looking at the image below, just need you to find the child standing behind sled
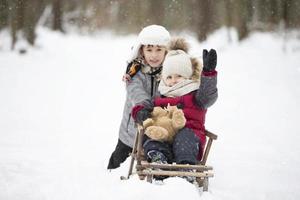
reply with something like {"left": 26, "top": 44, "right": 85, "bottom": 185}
{"left": 107, "top": 25, "right": 171, "bottom": 169}
{"left": 132, "top": 38, "right": 218, "bottom": 172}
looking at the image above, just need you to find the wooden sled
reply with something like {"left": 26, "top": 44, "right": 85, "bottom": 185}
{"left": 121, "top": 125, "right": 217, "bottom": 191}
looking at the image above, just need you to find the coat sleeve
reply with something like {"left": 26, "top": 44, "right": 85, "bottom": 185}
{"left": 126, "top": 72, "right": 152, "bottom": 107}
{"left": 194, "top": 71, "right": 218, "bottom": 109}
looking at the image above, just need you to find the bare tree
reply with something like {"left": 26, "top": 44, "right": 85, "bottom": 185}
{"left": 9, "top": 0, "right": 25, "bottom": 49}
{"left": 235, "top": 0, "right": 250, "bottom": 40}
{"left": 0, "top": 0, "right": 8, "bottom": 29}
{"left": 52, "top": 0, "right": 63, "bottom": 32}
{"left": 148, "top": 0, "right": 165, "bottom": 25}
{"left": 196, "top": 0, "right": 211, "bottom": 41}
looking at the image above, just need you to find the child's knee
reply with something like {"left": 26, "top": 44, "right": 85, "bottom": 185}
{"left": 173, "top": 128, "right": 199, "bottom": 164}
{"left": 175, "top": 128, "right": 199, "bottom": 143}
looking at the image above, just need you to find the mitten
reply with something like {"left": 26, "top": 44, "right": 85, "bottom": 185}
{"left": 203, "top": 49, "right": 217, "bottom": 72}
{"left": 133, "top": 106, "right": 153, "bottom": 125}
{"left": 136, "top": 108, "right": 151, "bottom": 124}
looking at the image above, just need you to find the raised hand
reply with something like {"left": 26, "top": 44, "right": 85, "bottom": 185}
{"left": 203, "top": 49, "right": 217, "bottom": 72}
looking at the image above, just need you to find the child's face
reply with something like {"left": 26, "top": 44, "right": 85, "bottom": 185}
{"left": 164, "top": 74, "right": 186, "bottom": 87}
{"left": 142, "top": 45, "right": 167, "bottom": 68}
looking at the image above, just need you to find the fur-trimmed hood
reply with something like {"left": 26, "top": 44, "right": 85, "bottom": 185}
{"left": 167, "top": 37, "right": 202, "bottom": 81}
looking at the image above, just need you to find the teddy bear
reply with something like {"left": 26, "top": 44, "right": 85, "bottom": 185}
{"left": 142, "top": 104, "right": 186, "bottom": 142}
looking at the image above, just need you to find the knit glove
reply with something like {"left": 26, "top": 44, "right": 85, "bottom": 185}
{"left": 203, "top": 49, "right": 217, "bottom": 72}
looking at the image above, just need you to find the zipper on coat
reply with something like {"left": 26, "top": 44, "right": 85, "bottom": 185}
{"left": 151, "top": 76, "right": 154, "bottom": 97}
{"left": 149, "top": 67, "right": 161, "bottom": 97}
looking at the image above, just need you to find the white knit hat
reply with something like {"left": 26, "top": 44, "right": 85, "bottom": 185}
{"left": 127, "top": 25, "right": 171, "bottom": 63}
{"left": 161, "top": 50, "right": 192, "bottom": 80}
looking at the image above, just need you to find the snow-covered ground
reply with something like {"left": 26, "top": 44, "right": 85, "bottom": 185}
{"left": 1, "top": 27, "right": 300, "bottom": 200}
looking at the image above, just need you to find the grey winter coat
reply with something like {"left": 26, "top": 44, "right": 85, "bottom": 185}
{"left": 119, "top": 68, "right": 160, "bottom": 147}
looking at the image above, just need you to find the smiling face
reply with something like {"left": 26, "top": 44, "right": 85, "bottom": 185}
{"left": 164, "top": 74, "right": 186, "bottom": 87}
{"left": 142, "top": 45, "right": 167, "bottom": 68}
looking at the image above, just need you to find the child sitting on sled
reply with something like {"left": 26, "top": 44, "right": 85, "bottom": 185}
{"left": 132, "top": 38, "right": 218, "bottom": 181}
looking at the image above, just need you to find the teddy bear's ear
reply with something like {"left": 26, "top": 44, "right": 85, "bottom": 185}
{"left": 171, "top": 105, "right": 177, "bottom": 111}
{"left": 153, "top": 106, "right": 168, "bottom": 117}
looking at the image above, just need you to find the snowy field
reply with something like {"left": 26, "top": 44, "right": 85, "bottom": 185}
{"left": 1, "top": 27, "right": 300, "bottom": 200}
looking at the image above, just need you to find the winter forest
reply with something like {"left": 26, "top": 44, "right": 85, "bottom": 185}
{"left": 1, "top": 0, "right": 300, "bottom": 49}
{"left": 1, "top": 0, "right": 300, "bottom": 200}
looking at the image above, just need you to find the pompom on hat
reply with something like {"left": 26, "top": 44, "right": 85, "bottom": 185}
{"left": 127, "top": 25, "right": 171, "bottom": 63}
{"left": 161, "top": 50, "right": 193, "bottom": 81}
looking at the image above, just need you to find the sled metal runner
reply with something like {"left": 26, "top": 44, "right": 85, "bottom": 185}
{"left": 121, "top": 125, "right": 217, "bottom": 192}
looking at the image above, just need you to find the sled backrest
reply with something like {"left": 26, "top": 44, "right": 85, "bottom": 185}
{"left": 200, "top": 130, "right": 218, "bottom": 165}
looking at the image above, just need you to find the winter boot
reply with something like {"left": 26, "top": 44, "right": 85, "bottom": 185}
{"left": 179, "top": 168, "right": 196, "bottom": 183}
{"left": 147, "top": 150, "right": 168, "bottom": 164}
{"left": 147, "top": 150, "right": 168, "bottom": 180}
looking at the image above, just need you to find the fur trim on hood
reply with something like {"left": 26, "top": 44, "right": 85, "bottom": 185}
{"left": 167, "top": 37, "right": 202, "bottom": 81}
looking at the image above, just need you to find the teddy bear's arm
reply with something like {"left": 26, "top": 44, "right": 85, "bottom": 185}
{"left": 145, "top": 126, "right": 169, "bottom": 141}
{"left": 143, "top": 118, "right": 154, "bottom": 128}
{"left": 172, "top": 110, "right": 186, "bottom": 130}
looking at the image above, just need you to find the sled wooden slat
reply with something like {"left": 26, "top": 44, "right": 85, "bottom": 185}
{"left": 137, "top": 161, "right": 213, "bottom": 171}
{"left": 138, "top": 169, "right": 214, "bottom": 178}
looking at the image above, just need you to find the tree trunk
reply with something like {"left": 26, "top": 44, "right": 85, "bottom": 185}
{"left": 148, "top": 0, "right": 165, "bottom": 25}
{"left": 196, "top": 0, "right": 211, "bottom": 42}
{"left": 10, "top": 0, "right": 25, "bottom": 50}
{"left": 0, "top": 0, "right": 8, "bottom": 29}
{"left": 52, "top": 0, "right": 63, "bottom": 32}
{"left": 233, "top": 0, "right": 249, "bottom": 41}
